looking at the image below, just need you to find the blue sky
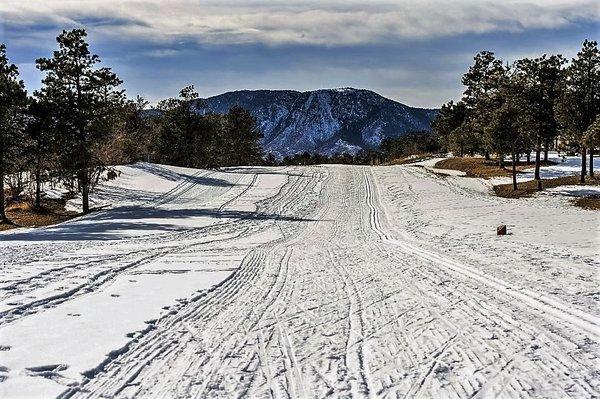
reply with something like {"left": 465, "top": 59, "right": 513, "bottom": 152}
{"left": 0, "top": 1, "right": 597, "bottom": 108}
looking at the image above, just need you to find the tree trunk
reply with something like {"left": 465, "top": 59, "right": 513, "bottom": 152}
{"left": 534, "top": 137, "right": 542, "bottom": 190}
{"left": 0, "top": 167, "right": 6, "bottom": 223}
{"left": 581, "top": 147, "right": 587, "bottom": 184}
{"left": 82, "top": 177, "right": 90, "bottom": 214}
{"left": 498, "top": 153, "right": 504, "bottom": 168}
{"left": 511, "top": 150, "right": 518, "bottom": 191}
{"left": 484, "top": 151, "right": 490, "bottom": 161}
{"left": 526, "top": 151, "right": 531, "bottom": 164}
{"left": 543, "top": 138, "right": 549, "bottom": 162}
{"left": 35, "top": 169, "right": 42, "bottom": 209}
{"left": 590, "top": 147, "right": 594, "bottom": 178}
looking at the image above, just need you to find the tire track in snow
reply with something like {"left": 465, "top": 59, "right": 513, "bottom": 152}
{"left": 327, "top": 248, "right": 372, "bottom": 398}
{"left": 65, "top": 167, "right": 329, "bottom": 398}
{"left": 362, "top": 168, "right": 600, "bottom": 341}
{"left": 38, "top": 165, "right": 599, "bottom": 399}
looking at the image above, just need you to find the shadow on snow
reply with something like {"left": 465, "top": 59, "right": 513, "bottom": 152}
{"left": 1, "top": 206, "right": 325, "bottom": 242}
{"left": 129, "top": 163, "right": 236, "bottom": 187}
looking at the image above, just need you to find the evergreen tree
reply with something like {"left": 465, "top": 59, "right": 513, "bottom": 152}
{"left": 485, "top": 72, "right": 530, "bottom": 190}
{"left": 555, "top": 40, "right": 600, "bottom": 183}
{"left": 156, "top": 86, "right": 207, "bottom": 167}
{"left": 36, "top": 29, "right": 125, "bottom": 213}
{"left": 224, "top": 106, "right": 263, "bottom": 166}
{"left": 461, "top": 51, "right": 506, "bottom": 159}
{"left": 25, "top": 97, "right": 56, "bottom": 208}
{"left": 154, "top": 87, "right": 263, "bottom": 168}
{"left": 0, "top": 44, "right": 28, "bottom": 223}
{"left": 118, "top": 96, "right": 155, "bottom": 163}
{"left": 585, "top": 115, "right": 600, "bottom": 177}
{"left": 515, "top": 55, "right": 566, "bottom": 189}
{"left": 431, "top": 101, "right": 467, "bottom": 155}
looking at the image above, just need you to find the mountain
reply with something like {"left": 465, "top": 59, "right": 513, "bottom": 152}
{"left": 196, "top": 88, "right": 437, "bottom": 157}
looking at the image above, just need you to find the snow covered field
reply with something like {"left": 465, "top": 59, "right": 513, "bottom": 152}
{"left": 0, "top": 162, "right": 598, "bottom": 398}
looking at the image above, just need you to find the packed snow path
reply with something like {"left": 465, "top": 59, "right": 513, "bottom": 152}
{"left": 0, "top": 164, "right": 598, "bottom": 398}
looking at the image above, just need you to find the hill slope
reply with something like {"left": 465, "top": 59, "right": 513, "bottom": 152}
{"left": 198, "top": 88, "right": 437, "bottom": 156}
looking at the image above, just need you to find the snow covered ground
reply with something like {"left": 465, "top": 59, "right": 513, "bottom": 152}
{"left": 491, "top": 152, "right": 600, "bottom": 188}
{"left": 0, "top": 162, "right": 598, "bottom": 398}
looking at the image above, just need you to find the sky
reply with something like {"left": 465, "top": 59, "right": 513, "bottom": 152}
{"left": 0, "top": 0, "right": 598, "bottom": 108}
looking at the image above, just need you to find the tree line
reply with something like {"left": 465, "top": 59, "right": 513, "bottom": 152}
{"left": 0, "top": 29, "right": 263, "bottom": 222}
{"left": 431, "top": 40, "right": 599, "bottom": 190}
{"left": 378, "top": 130, "right": 441, "bottom": 162}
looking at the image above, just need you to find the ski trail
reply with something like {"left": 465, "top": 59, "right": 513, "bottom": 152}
{"left": 362, "top": 168, "right": 600, "bottom": 341}
{"left": 328, "top": 247, "right": 372, "bottom": 398}
{"left": 6, "top": 164, "right": 597, "bottom": 399}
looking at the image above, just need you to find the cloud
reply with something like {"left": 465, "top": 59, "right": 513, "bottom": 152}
{"left": 1, "top": 1, "right": 596, "bottom": 108}
{"left": 1, "top": 0, "right": 597, "bottom": 46}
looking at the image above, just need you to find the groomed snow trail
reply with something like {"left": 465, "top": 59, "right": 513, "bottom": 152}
{"left": 1, "top": 164, "right": 599, "bottom": 398}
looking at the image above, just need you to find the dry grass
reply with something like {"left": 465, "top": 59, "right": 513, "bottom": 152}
{"left": 434, "top": 157, "right": 555, "bottom": 179}
{"left": 493, "top": 174, "right": 600, "bottom": 211}
{"left": 572, "top": 195, "right": 600, "bottom": 210}
{"left": 0, "top": 195, "right": 79, "bottom": 231}
{"left": 387, "top": 153, "right": 437, "bottom": 165}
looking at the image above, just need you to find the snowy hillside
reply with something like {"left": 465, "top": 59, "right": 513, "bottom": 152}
{"left": 197, "top": 88, "right": 437, "bottom": 156}
{"left": 0, "top": 161, "right": 598, "bottom": 398}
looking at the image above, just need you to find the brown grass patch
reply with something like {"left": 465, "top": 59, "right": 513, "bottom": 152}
{"left": 0, "top": 195, "right": 79, "bottom": 231}
{"left": 572, "top": 195, "right": 600, "bottom": 210}
{"left": 387, "top": 153, "right": 437, "bottom": 165}
{"left": 434, "top": 157, "right": 555, "bottom": 179}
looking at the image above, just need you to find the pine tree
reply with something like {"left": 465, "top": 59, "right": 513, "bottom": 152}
{"left": 117, "top": 96, "right": 154, "bottom": 163}
{"left": 431, "top": 101, "right": 467, "bottom": 156}
{"left": 461, "top": 51, "right": 506, "bottom": 159}
{"left": 36, "top": 29, "right": 125, "bottom": 213}
{"left": 555, "top": 40, "right": 600, "bottom": 183}
{"left": 585, "top": 115, "right": 600, "bottom": 178}
{"left": 155, "top": 86, "right": 207, "bottom": 168}
{"left": 514, "top": 55, "right": 566, "bottom": 189}
{"left": 0, "top": 44, "right": 28, "bottom": 223}
{"left": 484, "top": 72, "right": 530, "bottom": 190}
{"left": 25, "top": 97, "right": 56, "bottom": 208}
{"left": 225, "top": 106, "right": 263, "bottom": 166}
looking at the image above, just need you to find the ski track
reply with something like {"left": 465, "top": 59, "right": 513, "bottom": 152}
{"left": 1, "top": 164, "right": 598, "bottom": 398}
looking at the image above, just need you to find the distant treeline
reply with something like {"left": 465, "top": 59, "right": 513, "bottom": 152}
{"left": 377, "top": 130, "right": 441, "bottom": 162}
{"left": 272, "top": 151, "right": 380, "bottom": 166}
{"left": 431, "top": 40, "right": 599, "bottom": 190}
{"left": 0, "top": 29, "right": 263, "bottom": 219}
{"left": 262, "top": 131, "right": 441, "bottom": 166}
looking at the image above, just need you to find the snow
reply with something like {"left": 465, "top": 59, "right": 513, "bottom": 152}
{"left": 415, "top": 157, "right": 467, "bottom": 176}
{"left": 490, "top": 151, "right": 600, "bottom": 186}
{"left": 0, "top": 162, "right": 598, "bottom": 398}
{"left": 517, "top": 151, "right": 600, "bottom": 178}
{"left": 320, "top": 139, "right": 363, "bottom": 156}
{"left": 543, "top": 185, "right": 600, "bottom": 198}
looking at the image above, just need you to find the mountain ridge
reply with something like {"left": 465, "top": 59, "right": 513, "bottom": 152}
{"left": 196, "top": 88, "right": 437, "bottom": 156}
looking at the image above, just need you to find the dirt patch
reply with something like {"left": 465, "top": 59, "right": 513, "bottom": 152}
{"left": 434, "top": 157, "right": 555, "bottom": 179}
{"left": 0, "top": 195, "right": 79, "bottom": 231}
{"left": 572, "top": 195, "right": 600, "bottom": 210}
{"left": 493, "top": 175, "right": 600, "bottom": 200}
